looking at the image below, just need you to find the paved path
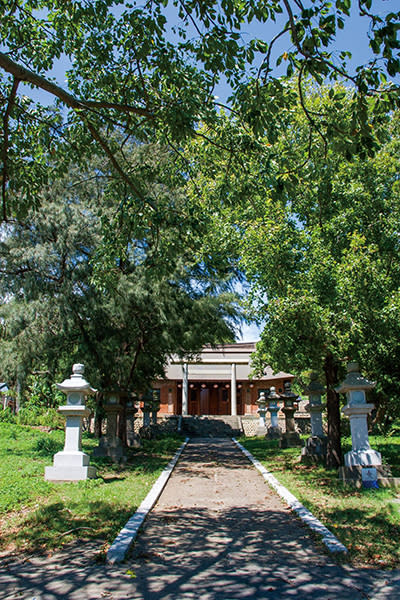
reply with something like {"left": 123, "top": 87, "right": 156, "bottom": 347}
{"left": 0, "top": 438, "right": 399, "bottom": 599}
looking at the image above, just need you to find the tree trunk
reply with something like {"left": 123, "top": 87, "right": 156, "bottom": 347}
{"left": 118, "top": 393, "right": 127, "bottom": 445}
{"left": 324, "top": 352, "right": 342, "bottom": 468}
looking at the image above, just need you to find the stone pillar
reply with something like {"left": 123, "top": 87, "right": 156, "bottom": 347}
{"left": 151, "top": 389, "right": 161, "bottom": 425}
{"left": 126, "top": 396, "right": 140, "bottom": 448}
{"left": 142, "top": 391, "right": 152, "bottom": 428}
{"left": 45, "top": 364, "right": 97, "bottom": 481}
{"left": 231, "top": 363, "right": 237, "bottom": 416}
{"left": 256, "top": 391, "right": 267, "bottom": 436}
{"left": 267, "top": 387, "right": 282, "bottom": 439}
{"left": 279, "top": 381, "right": 302, "bottom": 448}
{"left": 301, "top": 373, "right": 327, "bottom": 463}
{"left": 182, "top": 363, "right": 189, "bottom": 416}
{"left": 93, "top": 392, "right": 126, "bottom": 462}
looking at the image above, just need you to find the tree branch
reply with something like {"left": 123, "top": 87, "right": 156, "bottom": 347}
{"left": 0, "top": 52, "right": 153, "bottom": 119}
{"left": 298, "top": 62, "right": 327, "bottom": 156}
{"left": 126, "top": 338, "right": 144, "bottom": 387}
{"left": 178, "top": 0, "right": 203, "bottom": 38}
{"left": 258, "top": 26, "right": 290, "bottom": 82}
{"left": 83, "top": 119, "right": 155, "bottom": 210}
{"left": 279, "top": 127, "right": 313, "bottom": 176}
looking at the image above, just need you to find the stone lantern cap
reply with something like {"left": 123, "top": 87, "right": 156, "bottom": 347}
{"left": 256, "top": 391, "right": 267, "bottom": 406}
{"left": 335, "top": 362, "right": 376, "bottom": 394}
{"left": 268, "top": 386, "right": 281, "bottom": 401}
{"left": 303, "top": 372, "right": 325, "bottom": 396}
{"left": 279, "top": 381, "right": 299, "bottom": 400}
{"left": 56, "top": 364, "right": 97, "bottom": 395}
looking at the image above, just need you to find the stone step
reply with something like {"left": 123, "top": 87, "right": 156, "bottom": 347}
{"left": 180, "top": 415, "right": 242, "bottom": 438}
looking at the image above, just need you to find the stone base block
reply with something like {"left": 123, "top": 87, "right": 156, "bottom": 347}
{"left": 280, "top": 431, "right": 303, "bottom": 448}
{"left": 256, "top": 426, "right": 268, "bottom": 437}
{"left": 344, "top": 448, "right": 381, "bottom": 467}
{"left": 127, "top": 433, "right": 141, "bottom": 448}
{"left": 267, "top": 426, "right": 282, "bottom": 440}
{"left": 93, "top": 437, "right": 126, "bottom": 463}
{"left": 338, "top": 465, "right": 400, "bottom": 488}
{"left": 300, "top": 435, "right": 327, "bottom": 463}
{"left": 45, "top": 465, "right": 97, "bottom": 481}
{"left": 52, "top": 450, "right": 90, "bottom": 468}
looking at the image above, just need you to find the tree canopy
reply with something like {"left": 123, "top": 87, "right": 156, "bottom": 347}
{"left": 1, "top": 1, "right": 399, "bottom": 220}
{"left": 191, "top": 83, "right": 400, "bottom": 464}
{"left": 0, "top": 144, "right": 240, "bottom": 393}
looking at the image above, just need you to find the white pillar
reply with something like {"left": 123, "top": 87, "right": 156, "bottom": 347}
{"left": 231, "top": 363, "right": 237, "bottom": 416}
{"left": 182, "top": 363, "right": 189, "bottom": 415}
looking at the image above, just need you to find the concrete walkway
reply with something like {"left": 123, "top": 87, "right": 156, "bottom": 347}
{"left": 0, "top": 437, "right": 399, "bottom": 599}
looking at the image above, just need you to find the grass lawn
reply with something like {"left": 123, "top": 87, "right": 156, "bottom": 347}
{"left": 0, "top": 423, "right": 184, "bottom": 557}
{"left": 239, "top": 435, "right": 400, "bottom": 570}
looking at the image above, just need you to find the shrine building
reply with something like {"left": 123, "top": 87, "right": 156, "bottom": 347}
{"left": 155, "top": 342, "right": 293, "bottom": 416}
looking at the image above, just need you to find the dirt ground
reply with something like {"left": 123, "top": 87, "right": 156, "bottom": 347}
{"left": 0, "top": 437, "right": 399, "bottom": 599}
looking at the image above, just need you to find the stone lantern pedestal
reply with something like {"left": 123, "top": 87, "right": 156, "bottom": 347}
{"left": 256, "top": 391, "right": 268, "bottom": 436}
{"left": 93, "top": 392, "right": 126, "bottom": 463}
{"left": 45, "top": 364, "right": 97, "bottom": 481}
{"left": 267, "top": 387, "right": 282, "bottom": 440}
{"left": 301, "top": 373, "right": 327, "bottom": 463}
{"left": 279, "top": 382, "right": 302, "bottom": 448}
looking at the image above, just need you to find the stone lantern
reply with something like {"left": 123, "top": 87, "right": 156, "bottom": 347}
{"left": 256, "top": 391, "right": 268, "bottom": 436}
{"left": 279, "top": 381, "right": 302, "bottom": 448}
{"left": 151, "top": 389, "right": 161, "bottom": 425}
{"left": 336, "top": 362, "right": 380, "bottom": 467}
{"left": 301, "top": 372, "right": 327, "bottom": 462}
{"left": 93, "top": 391, "right": 126, "bottom": 463}
{"left": 267, "top": 386, "right": 282, "bottom": 439}
{"left": 45, "top": 364, "right": 97, "bottom": 481}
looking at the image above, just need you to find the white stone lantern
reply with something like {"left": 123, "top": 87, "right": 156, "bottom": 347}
{"left": 336, "top": 362, "right": 381, "bottom": 467}
{"left": 267, "top": 386, "right": 282, "bottom": 439}
{"left": 256, "top": 391, "right": 268, "bottom": 436}
{"left": 45, "top": 364, "right": 97, "bottom": 481}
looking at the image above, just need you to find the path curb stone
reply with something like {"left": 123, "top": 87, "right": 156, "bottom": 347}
{"left": 233, "top": 438, "right": 348, "bottom": 554}
{"left": 106, "top": 437, "right": 189, "bottom": 564}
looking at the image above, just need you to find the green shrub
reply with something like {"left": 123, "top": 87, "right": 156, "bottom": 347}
{"left": 0, "top": 408, "right": 16, "bottom": 423}
{"left": 33, "top": 436, "right": 63, "bottom": 456}
{"left": 388, "top": 419, "right": 400, "bottom": 437}
{"left": 36, "top": 408, "right": 64, "bottom": 429}
{"left": 16, "top": 407, "right": 63, "bottom": 428}
{"left": 16, "top": 406, "right": 42, "bottom": 425}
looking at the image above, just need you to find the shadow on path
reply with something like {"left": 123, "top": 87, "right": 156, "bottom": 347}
{"left": 0, "top": 438, "right": 399, "bottom": 599}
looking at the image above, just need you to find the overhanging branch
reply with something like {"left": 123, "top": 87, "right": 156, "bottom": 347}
{"left": 0, "top": 52, "right": 154, "bottom": 119}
